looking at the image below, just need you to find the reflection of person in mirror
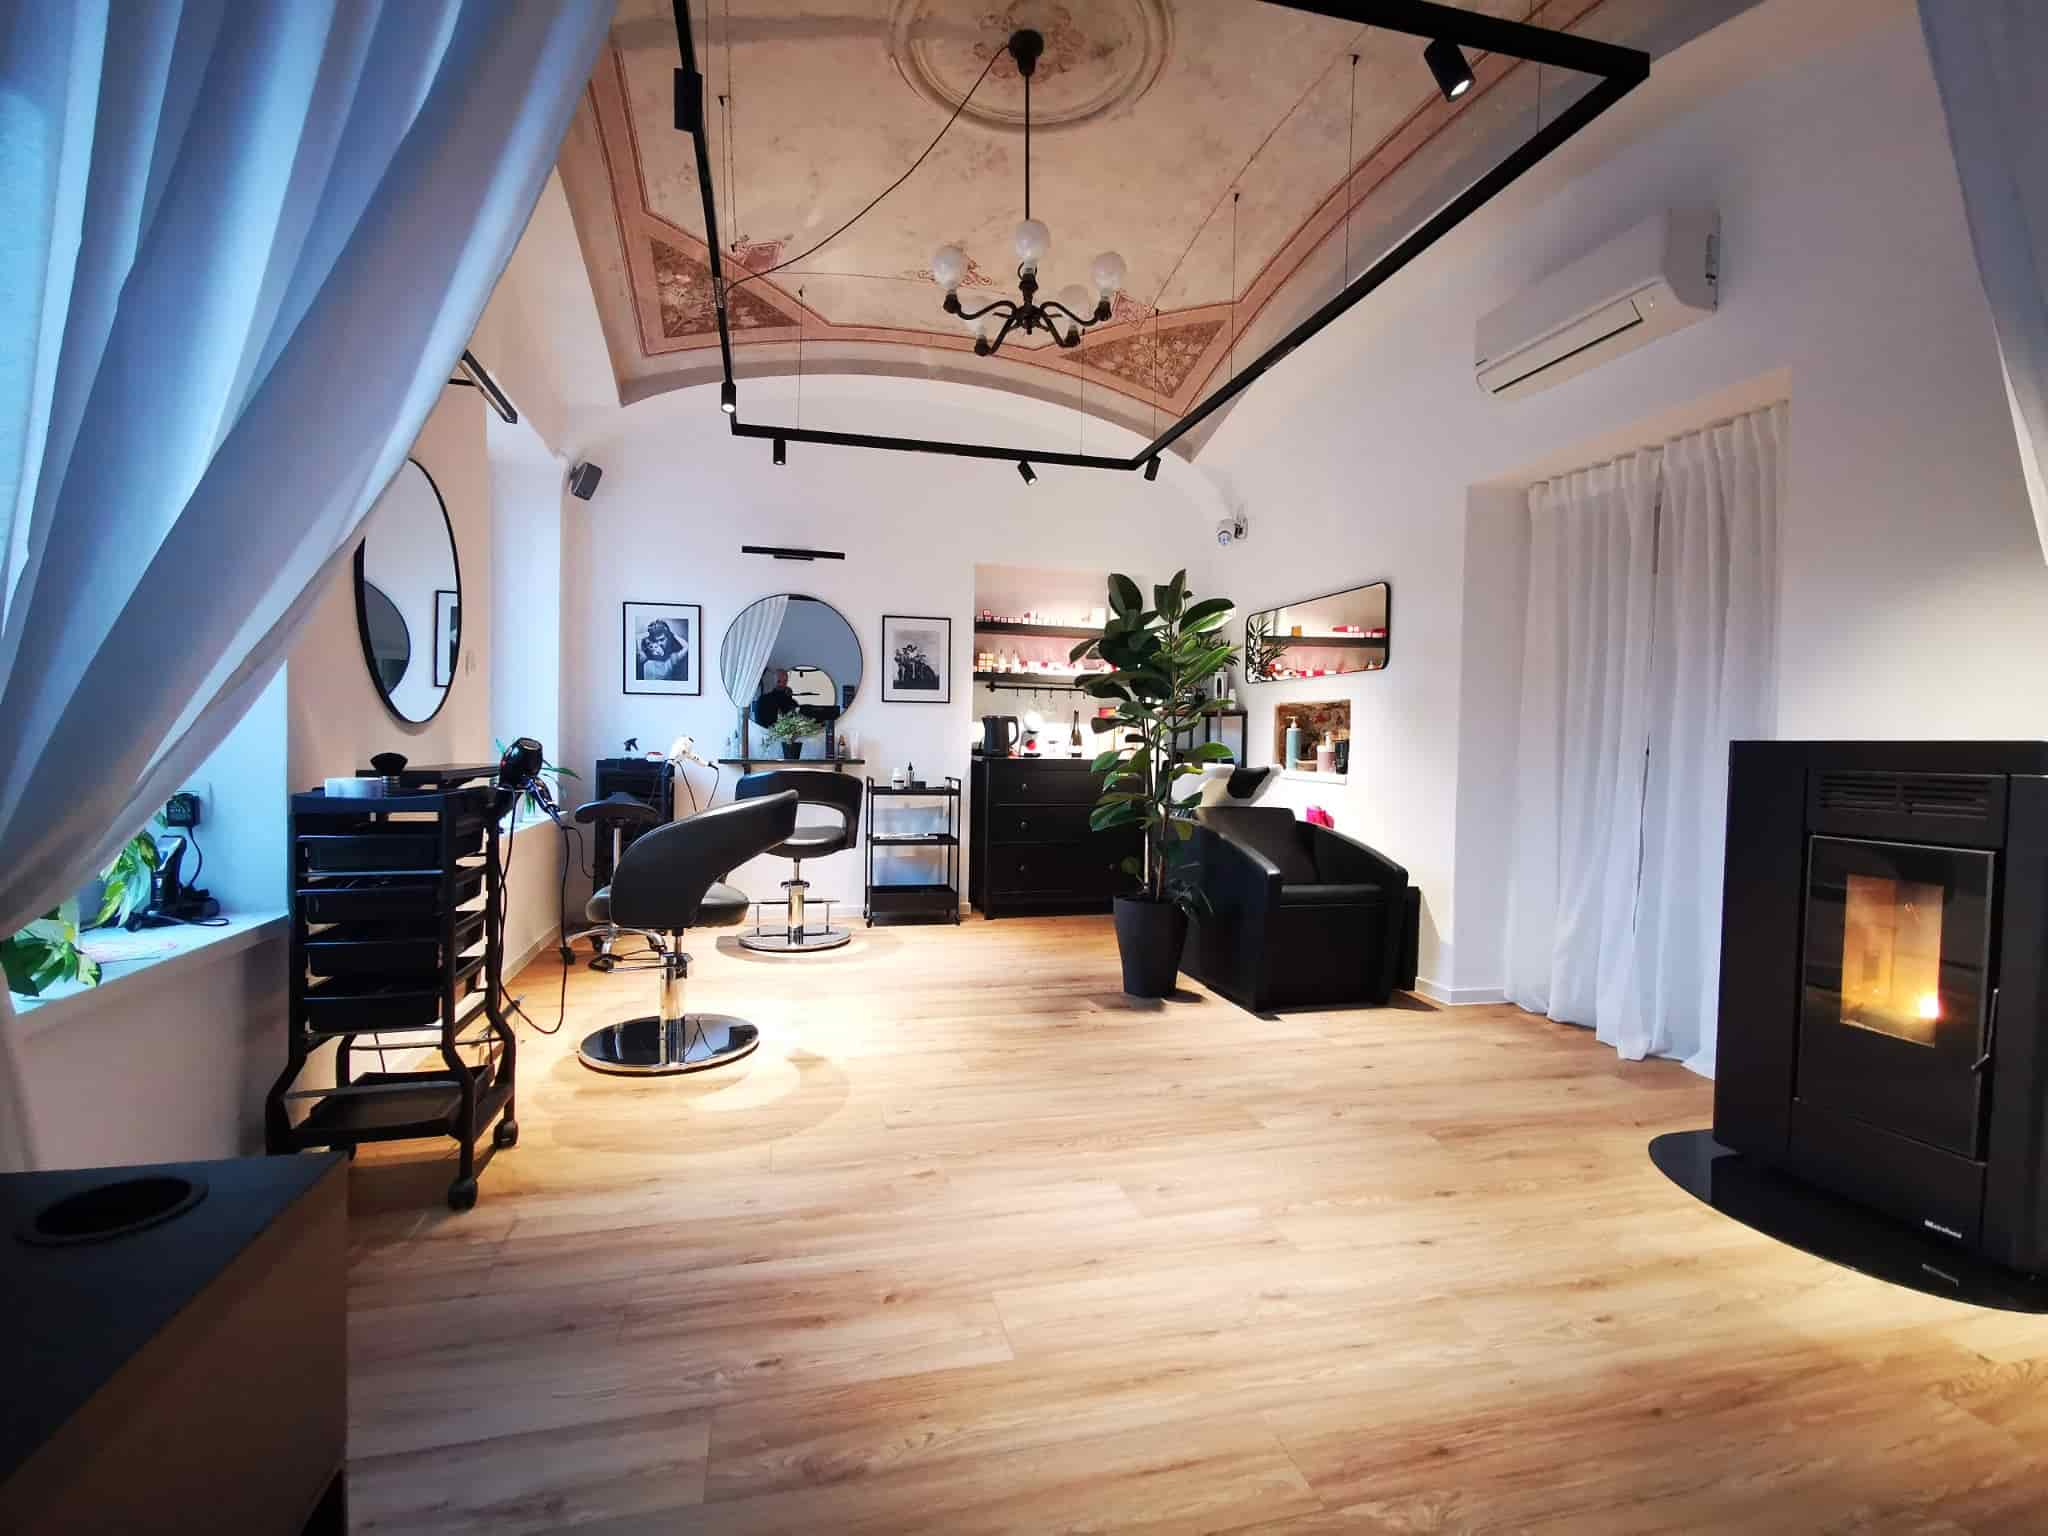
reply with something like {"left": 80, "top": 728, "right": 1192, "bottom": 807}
{"left": 637, "top": 618, "right": 690, "bottom": 682}
{"left": 751, "top": 667, "right": 798, "bottom": 726}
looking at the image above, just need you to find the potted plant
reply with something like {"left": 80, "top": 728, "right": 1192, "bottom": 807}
{"left": 4, "top": 830, "right": 161, "bottom": 998}
{"left": 764, "top": 711, "right": 823, "bottom": 761}
{"left": 1071, "top": 570, "right": 1239, "bottom": 997}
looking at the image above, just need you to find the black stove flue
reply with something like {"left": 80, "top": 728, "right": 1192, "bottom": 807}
{"left": 1717, "top": 741, "right": 2048, "bottom": 1272}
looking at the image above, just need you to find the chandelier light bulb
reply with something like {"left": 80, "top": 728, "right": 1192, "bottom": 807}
{"left": 930, "top": 244, "right": 967, "bottom": 292}
{"left": 1090, "top": 250, "right": 1126, "bottom": 297}
{"left": 1014, "top": 219, "right": 1051, "bottom": 270}
{"left": 1057, "top": 283, "right": 1092, "bottom": 316}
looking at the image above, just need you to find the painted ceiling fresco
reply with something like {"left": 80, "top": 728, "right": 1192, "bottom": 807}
{"left": 558, "top": 0, "right": 1741, "bottom": 449}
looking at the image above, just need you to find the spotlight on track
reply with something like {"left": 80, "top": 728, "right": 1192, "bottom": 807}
{"left": 772, "top": 436, "right": 786, "bottom": 466}
{"left": 1017, "top": 460, "right": 1037, "bottom": 485}
{"left": 1144, "top": 456, "right": 1161, "bottom": 482}
{"left": 720, "top": 380, "right": 736, "bottom": 414}
{"left": 1425, "top": 38, "right": 1473, "bottom": 102}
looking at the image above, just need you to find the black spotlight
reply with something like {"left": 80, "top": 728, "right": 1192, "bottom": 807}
{"left": 1424, "top": 38, "right": 1473, "bottom": 101}
{"left": 1143, "top": 456, "right": 1161, "bottom": 482}
{"left": 1017, "top": 460, "right": 1037, "bottom": 485}
{"left": 772, "top": 436, "right": 786, "bottom": 466}
{"left": 720, "top": 380, "right": 736, "bottom": 414}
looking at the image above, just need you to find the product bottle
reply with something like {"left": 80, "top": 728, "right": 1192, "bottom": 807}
{"left": 1285, "top": 717, "right": 1302, "bottom": 770}
{"left": 1070, "top": 710, "right": 1082, "bottom": 749}
{"left": 1316, "top": 732, "right": 1335, "bottom": 775}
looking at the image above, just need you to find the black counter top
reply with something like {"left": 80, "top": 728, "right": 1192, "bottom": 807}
{"left": 0, "top": 1152, "right": 342, "bottom": 1487}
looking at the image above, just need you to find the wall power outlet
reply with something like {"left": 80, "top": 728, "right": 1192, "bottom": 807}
{"left": 163, "top": 791, "right": 202, "bottom": 828}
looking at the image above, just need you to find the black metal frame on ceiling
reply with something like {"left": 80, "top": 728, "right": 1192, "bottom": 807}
{"left": 671, "top": 0, "right": 1649, "bottom": 476}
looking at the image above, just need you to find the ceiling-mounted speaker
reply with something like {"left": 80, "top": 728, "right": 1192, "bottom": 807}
{"left": 567, "top": 462, "right": 604, "bottom": 500}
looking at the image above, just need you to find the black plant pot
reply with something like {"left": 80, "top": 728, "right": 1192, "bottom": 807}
{"left": 780, "top": 742, "right": 803, "bottom": 760}
{"left": 1113, "top": 896, "right": 1187, "bottom": 998}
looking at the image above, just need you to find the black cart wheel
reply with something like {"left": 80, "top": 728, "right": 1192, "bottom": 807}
{"left": 589, "top": 954, "right": 616, "bottom": 974}
{"left": 447, "top": 1177, "right": 479, "bottom": 1212}
{"left": 493, "top": 1118, "right": 520, "bottom": 1149}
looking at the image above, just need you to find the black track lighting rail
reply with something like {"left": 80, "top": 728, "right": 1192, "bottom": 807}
{"left": 673, "top": 1, "right": 1647, "bottom": 476}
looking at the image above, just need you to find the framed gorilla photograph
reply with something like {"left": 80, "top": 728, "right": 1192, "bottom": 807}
{"left": 622, "top": 601, "right": 702, "bottom": 696}
{"left": 880, "top": 613, "right": 950, "bottom": 703}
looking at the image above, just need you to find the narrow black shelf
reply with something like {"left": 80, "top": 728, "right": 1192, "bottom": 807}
{"left": 974, "top": 621, "right": 1102, "bottom": 639}
{"left": 973, "top": 670, "right": 1098, "bottom": 692}
{"left": 870, "top": 783, "right": 962, "bottom": 797}
{"left": 718, "top": 757, "right": 865, "bottom": 768}
{"left": 1268, "top": 634, "right": 1388, "bottom": 649}
{"left": 870, "top": 833, "right": 960, "bottom": 847}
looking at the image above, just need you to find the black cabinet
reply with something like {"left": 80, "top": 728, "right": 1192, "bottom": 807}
{"left": 970, "top": 757, "right": 1138, "bottom": 917}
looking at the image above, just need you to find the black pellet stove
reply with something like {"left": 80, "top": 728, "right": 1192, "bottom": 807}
{"left": 1717, "top": 741, "right": 2048, "bottom": 1272}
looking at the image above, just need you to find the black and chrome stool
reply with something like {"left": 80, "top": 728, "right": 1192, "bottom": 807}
{"left": 733, "top": 770, "right": 863, "bottom": 953}
{"left": 560, "top": 791, "right": 662, "bottom": 971}
{"left": 577, "top": 789, "right": 798, "bottom": 1075}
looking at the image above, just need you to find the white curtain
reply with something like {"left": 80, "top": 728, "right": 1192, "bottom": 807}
{"left": 1505, "top": 405, "right": 1786, "bottom": 1072}
{"left": 720, "top": 594, "right": 789, "bottom": 722}
{"left": 1505, "top": 452, "right": 1660, "bottom": 1036}
{"left": 1919, "top": 3, "right": 2048, "bottom": 561}
{"left": 0, "top": 0, "right": 610, "bottom": 1171}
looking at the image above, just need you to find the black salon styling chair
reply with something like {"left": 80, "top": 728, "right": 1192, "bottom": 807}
{"left": 576, "top": 790, "right": 798, "bottom": 1075}
{"left": 560, "top": 791, "right": 663, "bottom": 971}
{"left": 1182, "top": 806, "right": 1410, "bottom": 1011}
{"left": 733, "top": 770, "right": 864, "bottom": 953}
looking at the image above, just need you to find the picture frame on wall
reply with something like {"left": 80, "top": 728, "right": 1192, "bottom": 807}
{"left": 623, "top": 601, "right": 703, "bottom": 696}
{"left": 880, "top": 614, "right": 951, "bottom": 703}
{"left": 433, "top": 589, "right": 459, "bottom": 687}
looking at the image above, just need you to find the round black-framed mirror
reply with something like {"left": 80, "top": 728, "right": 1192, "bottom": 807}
{"left": 719, "top": 593, "right": 864, "bottom": 727}
{"left": 353, "top": 457, "right": 459, "bottom": 724}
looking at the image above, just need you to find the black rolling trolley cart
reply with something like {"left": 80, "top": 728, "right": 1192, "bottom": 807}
{"left": 864, "top": 775, "right": 962, "bottom": 927}
{"left": 265, "top": 763, "right": 516, "bottom": 1210}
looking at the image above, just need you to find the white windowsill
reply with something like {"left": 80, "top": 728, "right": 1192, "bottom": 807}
{"left": 11, "top": 912, "right": 288, "bottom": 1039}
{"left": 1279, "top": 768, "right": 1348, "bottom": 786}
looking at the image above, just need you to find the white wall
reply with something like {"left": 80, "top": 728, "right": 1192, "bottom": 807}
{"left": 1191, "top": 0, "right": 2046, "bottom": 999}
{"left": 560, "top": 380, "right": 1221, "bottom": 907}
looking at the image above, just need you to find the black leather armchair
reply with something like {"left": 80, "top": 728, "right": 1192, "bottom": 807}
{"left": 1182, "top": 806, "right": 1410, "bottom": 1010}
{"left": 576, "top": 790, "right": 798, "bottom": 1075}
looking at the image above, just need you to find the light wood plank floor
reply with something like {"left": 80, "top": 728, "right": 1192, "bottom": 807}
{"left": 343, "top": 915, "right": 2048, "bottom": 1534}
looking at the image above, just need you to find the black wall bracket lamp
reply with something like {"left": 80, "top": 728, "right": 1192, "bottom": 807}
{"left": 674, "top": 0, "right": 1648, "bottom": 477}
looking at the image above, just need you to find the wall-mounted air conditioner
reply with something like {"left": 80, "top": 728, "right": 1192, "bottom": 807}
{"left": 1475, "top": 209, "right": 1718, "bottom": 400}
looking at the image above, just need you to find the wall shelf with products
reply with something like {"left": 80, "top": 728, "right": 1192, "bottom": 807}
{"left": 973, "top": 671, "right": 1101, "bottom": 693}
{"left": 974, "top": 620, "right": 1103, "bottom": 640}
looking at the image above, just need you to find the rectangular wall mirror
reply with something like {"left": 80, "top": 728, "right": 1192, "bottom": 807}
{"left": 1243, "top": 580, "right": 1390, "bottom": 683}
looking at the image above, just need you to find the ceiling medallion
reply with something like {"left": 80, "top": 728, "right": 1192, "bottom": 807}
{"left": 928, "top": 29, "right": 1126, "bottom": 358}
{"left": 888, "top": 0, "right": 1172, "bottom": 134}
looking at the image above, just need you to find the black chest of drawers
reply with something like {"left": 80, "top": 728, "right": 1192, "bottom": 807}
{"left": 969, "top": 756, "right": 1139, "bottom": 917}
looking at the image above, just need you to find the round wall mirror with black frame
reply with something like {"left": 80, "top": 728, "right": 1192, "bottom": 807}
{"left": 353, "top": 458, "right": 460, "bottom": 725}
{"left": 720, "top": 594, "right": 864, "bottom": 740}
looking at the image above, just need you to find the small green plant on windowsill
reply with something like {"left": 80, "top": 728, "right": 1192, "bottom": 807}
{"left": 3, "top": 830, "right": 161, "bottom": 998}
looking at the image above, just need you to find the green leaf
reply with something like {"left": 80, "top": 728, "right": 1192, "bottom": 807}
{"left": 1118, "top": 855, "right": 1144, "bottom": 879}
{"left": 1180, "top": 596, "right": 1232, "bottom": 632}
{"left": 1089, "top": 802, "right": 1140, "bottom": 831}
{"left": 1068, "top": 637, "right": 1099, "bottom": 664}
{"left": 1108, "top": 574, "right": 1143, "bottom": 616}
{"left": 1089, "top": 716, "right": 1122, "bottom": 735}
{"left": 1190, "top": 741, "right": 1235, "bottom": 762}
{"left": 1091, "top": 748, "right": 1124, "bottom": 773}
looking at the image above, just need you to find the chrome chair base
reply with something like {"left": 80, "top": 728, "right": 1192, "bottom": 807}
{"left": 737, "top": 925, "right": 851, "bottom": 953}
{"left": 576, "top": 1014, "right": 760, "bottom": 1075}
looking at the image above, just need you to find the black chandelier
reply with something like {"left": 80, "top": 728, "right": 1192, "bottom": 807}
{"left": 927, "top": 29, "right": 1126, "bottom": 357}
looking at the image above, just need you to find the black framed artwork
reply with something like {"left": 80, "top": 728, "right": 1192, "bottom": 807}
{"left": 623, "top": 601, "right": 702, "bottom": 695}
{"left": 433, "top": 588, "right": 459, "bottom": 687}
{"left": 880, "top": 614, "right": 950, "bottom": 703}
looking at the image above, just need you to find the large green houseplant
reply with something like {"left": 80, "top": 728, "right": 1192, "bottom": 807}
{"left": 3, "top": 830, "right": 161, "bottom": 997}
{"left": 1072, "top": 570, "right": 1239, "bottom": 996}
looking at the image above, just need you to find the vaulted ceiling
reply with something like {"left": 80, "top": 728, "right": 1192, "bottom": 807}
{"left": 557, "top": 0, "right": 1745, "bottom": 454}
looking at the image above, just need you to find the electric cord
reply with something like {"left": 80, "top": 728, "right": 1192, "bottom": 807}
{"left": 720, "top": 47, "right": 1000, "bottom": 297}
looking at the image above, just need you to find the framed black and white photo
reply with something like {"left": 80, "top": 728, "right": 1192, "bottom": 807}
{"left": 623, "top": 601, "right": 702, "bottom": 695}
{"left": 880, "top": 614, "right": 950, "bottom": 703}
{"left": 433, "top": 588, "right": 460, "bottom": 687}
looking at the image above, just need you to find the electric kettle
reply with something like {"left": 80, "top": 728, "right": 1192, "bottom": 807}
{"left": 980, "top": 715, "right": 1020, "bottom": 756}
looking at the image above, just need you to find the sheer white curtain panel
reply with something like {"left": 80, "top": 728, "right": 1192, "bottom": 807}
{"left": 0, "top": 0, "right": 610, "bottom": 1171}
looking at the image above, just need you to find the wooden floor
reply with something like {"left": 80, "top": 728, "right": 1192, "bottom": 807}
{"left": 344, "top": 916, "right": 2048, "bottom": 1534}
